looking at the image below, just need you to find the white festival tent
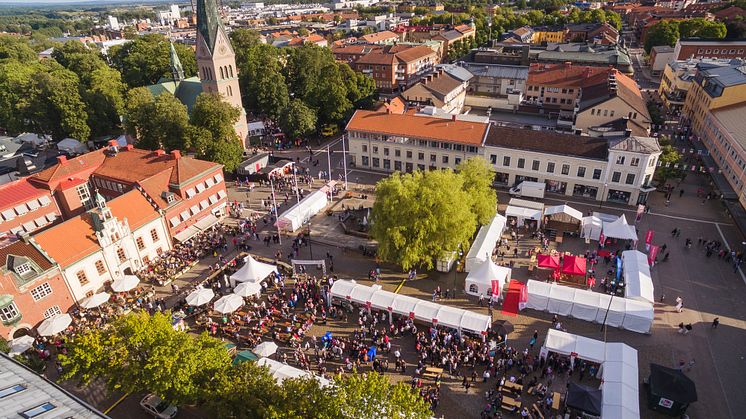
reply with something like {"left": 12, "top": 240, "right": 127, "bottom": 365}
{"left": 602, "top": 214, "right": 638, "bottom": 241}
{"left": 547, "top": 284, "right": 576, "bottom": 316}
{"left": 276, "top": 190, "right": 328, "bottom": 232}
{"left": 542, "top": 330, "right": 640, "bottom": 419}
{"left": 230, "top": 255, "right": 278, "bottom": 286}
{"left": 543, "top": 204, "right": 583, "bottom": 223}
{"left": 622, "top": 250, "right": 655, "bottom": 303}
{"left": 524, "top": 281, "right": 652, "bottom": 334}
{"left": 330, "top": 280, "right": 491, "bottom": 335}
{"left": 56, "top": 138, "right": 87, "bottom": 155}
{"left": 465, "top": 214, "right": 507, "bottom": 272}
{"left": 464, "top": 260, "right": 511, "bottom": 297}
{"left": 525, "top": 280, "right": 552, "bottom": 311}
{"left": 580, "top": 216, "right": 603, "bottom": 241}
{"left": 257, "top": 357, "right": 331, "bottom": 387}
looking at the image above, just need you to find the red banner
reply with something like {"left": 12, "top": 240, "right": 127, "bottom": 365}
{"left": 648, "top": 245, "right": 660, "bottom": 267}
{"left": 599, "top": 231, "right": 605, "bottom": 248}
{"left": 636, "top": 204, "right": 645, "bottom": 222}
{"left": 645, "top": 230, "right": 654, "bottom": 244}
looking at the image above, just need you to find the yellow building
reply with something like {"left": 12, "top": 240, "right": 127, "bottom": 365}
{"left": 683, "top": 61, "right": 746, "bottom": 140}
{"left": 531, "top": 26, "right": 568, "bottom": 44}
{"left": 659, "top": 59, "right": 734, "bottom": 113}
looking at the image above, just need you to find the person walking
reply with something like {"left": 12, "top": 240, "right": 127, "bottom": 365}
{"left": 711, "top": 317, "right": 720, "bottom": 328}
{"left": 675, "top": 296, "right": 683, "bottom": 313}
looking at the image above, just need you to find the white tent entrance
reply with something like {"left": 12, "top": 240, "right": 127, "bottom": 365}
{"left": 229, "top": 255, "right": 278, "bottom": 287}
{"left": 464, "top": 260, "right": 511, "bottom": 298}
{"left": 291, "top": 259, "right": 326, "bottom": 275}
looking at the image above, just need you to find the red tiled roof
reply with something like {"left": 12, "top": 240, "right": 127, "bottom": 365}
{"left": 528, "top": 63, "right": 610, "bottom": 88}
{"left": 30, "top": 149, "right": 106, "bottom": 189}
{"left": 0, "top": 179, "right": 48, "bottom": 210}
{"left": 0, "top": 240, "right": 54, "bottom": 272}
{"left": 346, "top": 110, "right": 488, "bottom": 146}
{"left": 361, "top": 30, "right": 399, "bottom": 43}
{"left": 33, "top": 190, "right": 159, "bottom": 267}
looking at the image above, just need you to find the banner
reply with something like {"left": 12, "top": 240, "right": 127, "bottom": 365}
{"left": 648, "top": 245, "right": 660, "bottom": 267}
{"left": 616, "top": 256, "right": 622, "bottom": 282}
{"left": 599, "top": 231, "right": 605, "bottom": 248}
{"left": 636, "top": 204, "right": 645, "bottom": 223}
{"left": 645, "top": 229, "right": 654, "bottom": 251}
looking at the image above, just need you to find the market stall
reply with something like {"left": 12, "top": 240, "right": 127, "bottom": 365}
{"left": 622, "top": 250, "right": 654, "bottom": 303}
{"left": 621, "top": 298, "right": 654, "bottom": 334}
{"left": 601, "top": 214, "right": 638, "bottom": 244}
{"left": 547, "top": 284, "right": 576, "bottom": 316}
{"left": 526, "top": 280, "right": 552, "bottom": 311}
{"left": 464, "top": 260, "right": 511, "bottom": 298}
{"left": 229, "top": 255, "right": 278, "bottom": 286}
{"left": 646, "top": 363, "right": 698, "bottom": 417}
{"left": 276, "top": 189, "right": 328, "bottom": 232}
{"left": 544, "top": 204, "right": 583, "bottom": 234}
{"left": 570, "top": 289, "right": 602, "bottom": 322}
{"left": 465, "top": 214, "right": 507, "bottom": 272}
{"left": 594, "top": 294, "right": 627, "bottom": 329}
{"left": 561, "top": 255, "right": 587, "bottom": 284}
{"left": 581, "top": 216, "right": 603, "bottom": 241}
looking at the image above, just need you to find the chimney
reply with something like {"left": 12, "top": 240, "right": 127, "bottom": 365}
{"left": 57, "top": 155, "right": 68, "bottom": 165}
{"left": 452, "top": 114, "right": 457, "bottom": 121}
{"left": 124, "top": 144, "right": 133, "bottom": 151}
{"left": 154, "top": 149, "right": 166, "bottom": 156}
{"left": 107, "top": 139, "right": 118, "bottom": 147}
{"left": 171, "top": 150, "right": 181, "bottom": 160}
{"left": 624, "top": 128, "right": 632, "bottom": 138}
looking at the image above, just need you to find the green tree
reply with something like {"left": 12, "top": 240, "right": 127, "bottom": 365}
{"left": 644, "top": 20, "right": 680, "bottom": 53}
{"left": 110, "top": 34, "right": 196, "bottom": 87}
{"left": 0, "top": 59, "right": 39, "bottom": 134}
{"left": 84, "top": 66, "right": 127, "bottom": 137}
{"left": 123, "top": 87, "right": 191, "bottom": 151}
{"left": 190, "top": 93, "right": 244, "bottom": 172}
{"left": 336, "top": 372, "right": 431, "bottom": 419}
{"left": 25, "top": 65, "right": 90, "bottom": 140}
{"left": 60, "top": 311, "right": 230, "bottom": 405}
{"left": 0, "top": 337, "right": 9, "bottom": 353}
{"left": 280, "top": 99, "right": 317, "bottom": 139}
{"left": 0, "top": 35, "right": 36, "bottom": 62}
{"left": 205, "top": 361, "right": 285, "bottom": 418}
{"left": 371, "top": 169, "right": 479, "bottom": 270}
{"left": 457, "top": 158, "right": 497, "bottom": 225}
{"left": 655, "top": 137, "right": 683, "bottom": 183}
{"left": 679, "top": 18, "right": 727, "bottom": 39}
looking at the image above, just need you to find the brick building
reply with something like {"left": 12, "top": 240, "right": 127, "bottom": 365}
{"left": 0, "top": 180, "right": 62, "bottom": 239}
{"left": 672, "top": 38, "right": 746, "bottom": 61}
{"left": 342, "top": 44, "right": 439, "bottom": 92}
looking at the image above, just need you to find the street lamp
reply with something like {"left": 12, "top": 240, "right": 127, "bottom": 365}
{"left": 452, "top": 249, "right": 464, "bottom": 292}
{"left": 598, "top": 183, "right": 608, "bottom": 209}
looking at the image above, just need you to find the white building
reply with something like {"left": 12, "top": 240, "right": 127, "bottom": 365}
{"left": 107, "top": 16, "right": 120, "bottom": 31}
{"left": 33, "top": 191, "right": 171, "bottom": 302}
{"left": 345, "top": 110, "right": 661, "bottom": 205}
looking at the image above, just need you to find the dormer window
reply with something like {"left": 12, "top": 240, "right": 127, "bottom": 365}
{"left": 15, "top": 263, "right": 31, "bottom": 276}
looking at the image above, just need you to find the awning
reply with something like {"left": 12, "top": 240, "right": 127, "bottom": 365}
{"left": 173, "top": 225, "right": 200, "bottom": 242}
{"left": 505, "top": 205, "right": 542, "bottom": 220}
{"left": 193, "top": 213, "right": 219, "bottom": 231}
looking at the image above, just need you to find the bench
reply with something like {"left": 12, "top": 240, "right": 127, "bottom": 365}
{"left": 551, "top": 392, "right": 561, "bottom": 410}
{"left": 500, "top": 395, "right": 521, "bottom": 411}
{"left": 532, "top": 403, "right": 544, "bottom": 419}
{"left": 425, "top": 367, "right": 444, "bottom": 375}
{"left": 422, "top": 372, "right": 440, "bottom": 380}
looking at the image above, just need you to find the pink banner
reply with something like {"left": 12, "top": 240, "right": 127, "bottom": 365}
{"left": 645, "top": 230, "right": 654, "bottom": 244}
{"left": 599, "top": 232, "right": 605, "bottom": 248}
{"left": 648, "top": 245, "right": 660, "bottom": 267}
{"left": 636, "top": 204, "right": 645, "bottom": 222}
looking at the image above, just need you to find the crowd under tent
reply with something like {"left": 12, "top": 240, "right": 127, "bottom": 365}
{"left": 602, "top": 214, "right": 639, "bottom": 242}
{"left": 257, "top": 357, "right": 331, "bottom": 387}
{"left": 646, "top": 363, "right": 698, "bottom": 417}
{"left": 505, "top": 198, "right": 545, "bottom": 229}
{"left": 542, "top": 330, "right": 640, "bottom": 419}
{"left": 464, "top": 259, "right": 511, "bottom": 298}
{"left": 276, "top": 190, "right": 328, "bottom": 232}
{"left": 245, "top": 159, "right": 294, "bottom": 181}
{"left": 329, "top": 280, "right": 492, "bottom": 335}
{"left": 465, "top": 214, "right": 507, "bottom": 272}
{"left": 622, "top": 250, "right": 655, "bottom": 303}
{"left": 229, "top": 255, "right": 278, "bottom": 287}
{"left": 544, "top": 204, "right": 583, "bottom": 233}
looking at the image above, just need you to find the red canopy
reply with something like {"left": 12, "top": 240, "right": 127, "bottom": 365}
{"left": 537, "top": 254, "right": 561, "bottom": 269}
{"left": 561, "top": 255, "right": 587, "bottom": 276}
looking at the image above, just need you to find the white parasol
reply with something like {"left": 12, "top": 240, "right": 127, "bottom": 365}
{"left": 9, "top": 335, "right": 35, "bottom": 356}
{"left": 233, "top": 282, "right": 262, "bottom": 298}
{"left": 253, "top": 341, "right": 279, "bottom": 357}
{"left": 80, "top": 292, "right": 111, "bottom": 309}
{"left": 213, "top": 294, "right": 244, "bottom": 314}
{"left": 111, "top": 275, "right": 140, "bottom": 292}
{"left": 37, "top": 313, "right": 72, "bottom": 336}
{"left": 186, "top": 288, "right": 215, "bottom": 306}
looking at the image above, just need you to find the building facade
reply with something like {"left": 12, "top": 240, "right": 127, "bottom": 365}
{"left": 352, "top": 45, "right": 438, "bottom": 92}
{"left": 401, "top": 68, "right": 469, "bottom": 114}
{"left": 682, "top": 60, "right": 746, "bottom": 139}
{"left": 672, "top": 38, "right": 746, "bottom": 61}
{"left": 0, "top": 239, "right": 73, "bottom": 339}
{"left": 460, "top": 63, "right": 528, "bottom": 98}
{"left": 700, "top": 104, "right": 746, "bottom": 209}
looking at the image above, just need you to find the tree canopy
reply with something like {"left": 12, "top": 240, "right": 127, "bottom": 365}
{"left": 109, "top": 34, "right": 197, "bottom": 88}
{"left": 189, "top": 93, "right": 244, "bottom": 172}
{"left": 645, "top": 19, "right": 727, "bottom": 53}
{"left": 370, "top": 158, "right": 497, "bottom": 270}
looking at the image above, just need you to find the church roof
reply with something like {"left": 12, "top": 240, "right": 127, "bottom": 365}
{"left": 146, "top": 76, "right": 203, "bottom": 114}
{"left": 197, "top": 0, "right": 222, "bottom": 54}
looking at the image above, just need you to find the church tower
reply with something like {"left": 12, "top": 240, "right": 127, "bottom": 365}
{"left": 196, "top": 0, "right": 248, "bottom": 145}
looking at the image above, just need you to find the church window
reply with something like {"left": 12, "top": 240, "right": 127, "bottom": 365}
{"left": 229, "top": 66, "right": 234, "bottom": 78}
{"left": 117, "top": 247, "right": 126, "bottom": 263}
{"left": 220, "top": 67, "right": 224, "bottom": 79}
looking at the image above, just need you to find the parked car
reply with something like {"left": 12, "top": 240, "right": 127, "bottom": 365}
{"left": 140, "top": 394, "right": 178, "bottom": 419}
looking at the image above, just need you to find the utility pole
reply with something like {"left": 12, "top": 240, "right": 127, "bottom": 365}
{"left": 341, "top": 134, "right": 349, "bottom": 190}
{"left": 269, "top": 176, "right": 282, "bottom": 245}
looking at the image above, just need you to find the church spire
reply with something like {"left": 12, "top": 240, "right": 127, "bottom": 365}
{"left": 196, "top": 0, "right": 221, "bottom": 54}
{"left": 169, "top": 42, "right": 185, "bottom": 82}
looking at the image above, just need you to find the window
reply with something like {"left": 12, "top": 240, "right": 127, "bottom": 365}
{"left": 14, "top": 263, "right": 31, "bottom": 276}
{"left": 372, "top": 146, "right": 378, "bottom": 154}
{"left": 546, "top": 162, "right": 555, "bottom": 173}
{"left": 561, "top": 164, "right": 570, "bottom": 175}
{"left": 616, "top": 156, "right": 625, "bottom": 165}
{"left": 117, "top": 247, "right": 126, "bottom": 263}
{"left": 469, "top": 284, "right": 478, "bottom": 293}
{"left": 592, "top": 169, "right": 602, "bottom": 180}
{"left": 20, "top": 402, "right": 56, "bottom": 418}
{"left": 591, "top": 109, "right": 596, "bottom": 116}
{"left": 95, "top": 260, "right": 106, "bottom": 275}
{"left": 454, "top": 157, "right": 461, "bottom": 165}
{"left": 76, "top": 270, "right": 89, "bottom": 286}
{"left": 394, "top": 149, "right": 401, "bottom": 157}
{"left": 532, "top": 160, "right": 540, "bottom": 171}
{"left": 577, "top": 166, "right": 586, "bottom": 178}
{"left": 362, "top": 156, "right": 369, "bottom": 166}
{"left": 43, "top": 306, "right": 61, "bottom": 319}
{"left": 372, "top": 158, "right": 380, "bottom": 168}
{"left": 517, "top": 158, "right": 525, "bottom": 169}
{"left": 612, "top": 171, "right": 621, "bottom": 182}
{"left": 150, "top": 229, "right": 159, "bottom": 242}
{"left": 85, "top": 291, "right": 94, "bottom": 298}
{"left": 442, "top": 155, "right": 449, "bottom": 164}
{"left": 156, "top": 247, "right": 164, "bottom": 255}
{"left": 30, "top": 283, "right": 52, "bottom": 301}
{"left": 490, "top": 154, "right": 497, "bottom": 165}
{"left": 383, "top": 148, "right": 389, "bottom": 156}
{"left": 76, "top": 184, "right": 92, "bottom": 209}
{"left": 630, "top": 157, "right": 640, "bottom": 167}
{"left": 625, "top": 173, "right": 636, "bottom": 185}
{"left": 0, "top": 301, "right": 20, "bottom": 324}
{"left": 430, "top": 154, "right": 436, "bottom": 162}
{"left": 136, "top": 237, "right": 145, "bottom": 250}
{"left": 503, "top": 156, "right": 511, "bottom": 166}
{"left": 406, "top": 150, "right": 412, "bottom": 159}
{"left": 362, "top": 144, "right": 368, "bottom": 153}
{"left": 0, "top": 384, "right": 26, "bottom": 398}
{"left": 418, "top": 152, "right": 424, "bottom": 160}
